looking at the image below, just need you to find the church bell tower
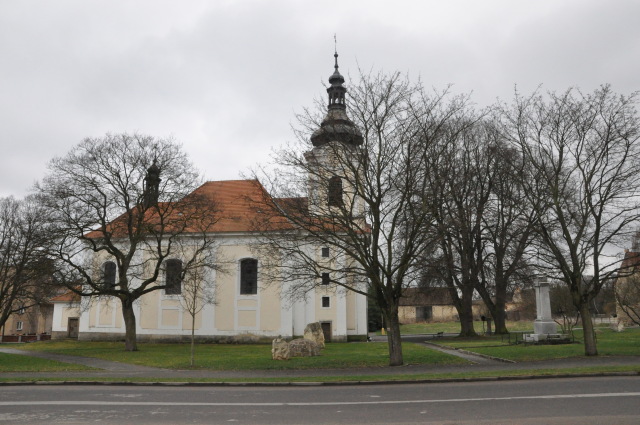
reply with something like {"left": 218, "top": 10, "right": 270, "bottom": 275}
{"left": 305, "top": 49, "right": 365, "bottom": 217}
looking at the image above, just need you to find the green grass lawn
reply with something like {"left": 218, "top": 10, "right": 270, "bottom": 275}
{"left": 6, "top": 323, "right": 638, "bottom": 377}
{"left": 3, "top": 328, "right": 639, "bottom": 381}
{"left": 0, "top": 352, "right": 93, "bottom": 372}
{"left": 435, "top": 327, "right": 640, "bottom": 361}
{"left": 17, "top": 341, "right": 467, "bottom": 370}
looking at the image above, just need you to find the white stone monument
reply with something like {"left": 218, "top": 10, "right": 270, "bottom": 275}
{"left": 534, "top": 279, "right": 557, "bottom": 334}
{"left": 525, "top": 278, "right": 558, "bottom": 342}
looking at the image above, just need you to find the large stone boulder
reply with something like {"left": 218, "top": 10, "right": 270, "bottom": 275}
{"left": 271, "top": 337, "right": 290, "bottom": 360}
{"left": 288, "top": 338, "right": 321, "bottom": 357}
{"left": 610, "top": 320, "right": 625, "bottom": 332}
{"left": 303, "top": 322, "right": 325, "bottom": 349}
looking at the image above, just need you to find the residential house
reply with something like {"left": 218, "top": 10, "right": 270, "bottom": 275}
{"left": 398, "top": 287, "right": 457, "bottom": 323}
{"left": 615, "top": 240, "right": 640, "bottom": 326}
{"left": 0, "top": 301, "right": 53, "bottom": 342}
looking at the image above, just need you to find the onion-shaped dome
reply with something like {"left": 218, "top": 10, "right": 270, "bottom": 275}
{"left": 310, "top": 51, "right": 363, "bottom": 147}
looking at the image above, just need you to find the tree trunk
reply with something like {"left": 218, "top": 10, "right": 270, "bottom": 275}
{"left": 579, "top": 302, "right": 598, "bottom": 356}
{"left": 385, "top": 308, "right": 404, "bottom": 366}
{"left": 458, "top": 308, "right": 476, "bottom": 336}
{"left": 121, "top": 298, "right": 138, "bottom": 352}
{"left": 190, "top": 313, "right": 196, "bottom": 367}
{"left": 475, "top": 284, "right": 509, "bottom": 334}
{"left": 491, "top": 305, "right": 508, "bottom": 335}
{"left": 458, "top": 287, "right": 477, "bottom": 337}
{"left": 487, "top": 293, "right": 508, "bottom": 335}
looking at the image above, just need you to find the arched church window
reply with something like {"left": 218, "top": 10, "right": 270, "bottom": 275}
{"left": 165, "top": 259, "right": 183, "bottom": 295}
{"left": 103, "top": 261, "right": 116, "bottom": 289}
{"left": 328, "top": 176, "right": 343, "bottom": 207}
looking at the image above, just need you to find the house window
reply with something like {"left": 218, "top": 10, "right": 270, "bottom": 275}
{"left": 322, "top": 296, "right": 331, "bottom": 308}
{"left": 321, "top": 247, "right": 329, "bottom": 258}
{"left": 16, "top": 321, "right": 23, "bottom": 331}
{"left": 416, "top": 306, "right": 433, "bottom": 321}
{"left": 321, "top": 273, "right": 330, "bottom": 285}
{"left": 18, "top": 306, "right": 25, "bottom": 315}
{"left": 165, "top": 259, "right": 183, "bottom": 295}
{"left": 103, "top": 261, "right": 116, "bottom": 289}
{"left": 328, "top": 176, "right": 343, "bottom": 207}
{"left": 240, "top": 258, "right": 258, "bottom": 295}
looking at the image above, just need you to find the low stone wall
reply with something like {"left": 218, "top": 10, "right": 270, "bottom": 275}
{"left": 0, "top": 334, "right": 51, "bottom": 343}
{"left": 76, "top": 332, "right": 276, "bottom": 344}
{"left": 61, "top": 331, "right": 364, "bottom": 344}
{"left": 51, "top": 331, "right": 71, "bottom": 340}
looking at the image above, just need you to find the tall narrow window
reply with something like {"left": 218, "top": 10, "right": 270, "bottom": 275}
{"left": 321, "top": 247, "right": 329, "bottom": 258}
{"left": 328, "top": 176, "right": 343, "bottom": 207}
{"left": 165, "top": 259, "right": 183, "bottom": 295}
{"left": 321, "top": 273, "right": 330, "bottom": 285}
{"left": 103, "top": 261, "right": 116, "bottom": 289}
{"left": 240, "top": 259, "right": 258, "bottom": 295}
{"left": 16, "top": 321, "right": 23, "bottom": 331}
{"left": 321, "top": 296, "right": 331, "bottom": 308}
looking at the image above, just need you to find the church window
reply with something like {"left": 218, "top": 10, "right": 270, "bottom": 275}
{"left": 240, "top": 258, "right": 258, "bottom": 295}
{"left": 103, "top": 261, "right": 116, "bottom": 289}
{"left": 328, "top": 176, "right": 343, "bottom": 207}
{"left": 321, "top": 247, "right": 329, "bottom": 258}
{"left": 322, "top": 296, "right": 331, "bottom": 308}
{"left": 165, "top": 259, "right": 182, "bottom": 295}
{"left": 322, "top": 273, "right": 330, "bottom": 285}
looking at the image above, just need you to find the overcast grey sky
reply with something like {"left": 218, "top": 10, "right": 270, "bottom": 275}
{"left": 1, "top": 0, "right": 638, "bottom": 198}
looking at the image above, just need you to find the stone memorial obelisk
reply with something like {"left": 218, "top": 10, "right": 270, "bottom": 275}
{"left": 533, "top": 278, "right": 557, "bottom": 336}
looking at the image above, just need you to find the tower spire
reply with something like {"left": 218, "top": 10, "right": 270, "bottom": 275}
{"left": 334, "top": 34, "right": 338, "bottom": 71}
{"left": 309, "top": 45, "right": 363, "bottom": 147}
{"left": 327, "top": 38, "right": 346, "bottom": 111}
{"left": 143, "top": 157, "right": 161, "bottom": 208}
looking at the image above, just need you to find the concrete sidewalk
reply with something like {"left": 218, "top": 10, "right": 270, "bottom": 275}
{"left": 1, "top": 345, "right": 639, "bottom": 384}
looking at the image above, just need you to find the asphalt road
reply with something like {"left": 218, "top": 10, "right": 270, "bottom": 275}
{"left": 1, "top": 376, "right": 639, "bottom": 424}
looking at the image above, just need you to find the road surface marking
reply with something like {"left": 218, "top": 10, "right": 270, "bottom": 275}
{"left": 1, "top": 392, "right": 640, "bottom": 407}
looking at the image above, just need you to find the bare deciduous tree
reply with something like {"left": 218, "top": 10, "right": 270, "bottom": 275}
{"left": 476, "top": 133, "right": 537, "bottom": 334}
{"left": 0, "top": 196, "right": 52, "bottom": 332}
{"left": 424, "top": 118, "right": 537, "bottom": 336}
{"left": 180, "top": 254, "right": 218, "bottom": 367}
{"left": 252, "top": 66, "right": 469, "bottom": 366}
{"left": 498, "top": 86, "right": 640, "bottom": 355}
{"left": 423, "top": 118, "right": 488, "bottom": 337}
{"left": 37, "top": 133, "right": 219, "bottom": 351}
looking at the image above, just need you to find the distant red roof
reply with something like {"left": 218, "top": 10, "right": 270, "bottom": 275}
{"left": 621, "top": 250, "right": 640, "bottom": 271}
{"left": 399, "top": 287, "right": 453, "bottom": 306}
{"left": 50, "top": 291, "right": 80, "bottom": 303}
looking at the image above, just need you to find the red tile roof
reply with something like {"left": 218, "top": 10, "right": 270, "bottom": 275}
{"left": 50, "top": 291, "right": 80, "bottom": 303}
{"left": 86, "top": 180, "right": 297, "bottom": 238}
{"left": 189, "top": 179, "right": 295, "bottom": 233}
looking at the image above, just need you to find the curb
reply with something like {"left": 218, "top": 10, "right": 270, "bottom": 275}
{"left": 1, "top": 371, "right": 637, "bottom": 387}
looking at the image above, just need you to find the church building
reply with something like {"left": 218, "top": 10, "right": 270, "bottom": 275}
{"left": 51, "top": 54, "right": 369, "bottom": 343}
